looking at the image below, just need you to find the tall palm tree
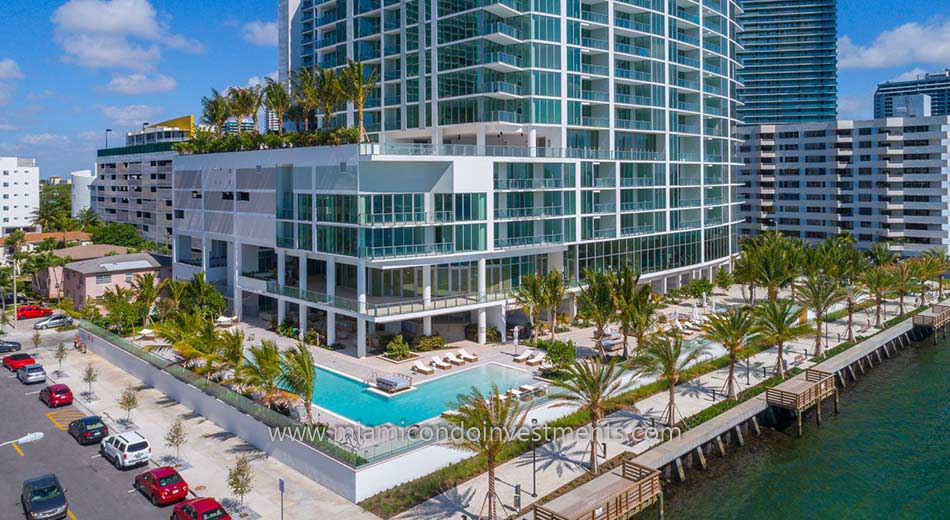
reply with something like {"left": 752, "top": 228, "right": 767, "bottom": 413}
{"left": 795, "top": 275, "right": 845, "bottom": 358}
{"left": 150, "top": 312, "right": 209, "bottom": 362}
{"left": 542, "top": 270, "right": 566, "bottom": 341}
{"left": 889, "top": 261, "right": 916, "bottom": 315}
{"left": 31, "top": 204, "right": 61, "bottom": 233}
{"left": 131, "top": 273, "right": 161, "bottom": 329}
{"left": 840, "top": 282, "right": 866, "bottom": 344}
{"left": 227, "top": 86, "right": 261, "bottom": 135}
{"left": 240, "top": 340, "right": 296, "bottom": 408}
{"left": 291, "top": 67, "right": 320, "bottom": 132}
{"left": 702, "top": 306, "right": 757, "bottom": 399}
{"left": 577, "top": 269, "right": 615, "bottom": 343}
{"left": 315, "top": 66, "right": 343, "bottom": 130}
{"left": 860, "top": 266, "right": 895, "bottom": 328}
{"left": 924, "top": 248, "right": 950, "bottom": 298}
{"left": 912, "top": 254, "right": 942, "bottom": 305}
{"left": 867, "top": 242, "right": 897, "bottom": 267}
{"left": 212, "top": 328, "right": 245, "bottom": 383}
{"left": 4, "top": 230, "right": 26, "bottom": 329}
{"left": 279, "top": 342, "right": 318, "bottom": 424}
{"left": 513, "top": 273, "right": 545, "bottom": 339}
{"left": 754, "top": 299, "right": 811, "bottom": 379}
{"left": 550, "top": 357, "right": 625, "bottom": 474}
{"left": 337, "top": 60, "right": 379, "bottom": 142}
{"left": 613, "top": 265, "right": 656, "bottom": 358}
{"left": 755, "top": 239, "right": 795, "bottom": 302}
{"left": 631, "top": 330, "right": 708, "bottom": 427}
{"left": 183, "top": 273, "right": 226, "bottom": 318}
{"left": 52, "top": 212, "right": 77, "bottom": 246}
{"left": 443, "top": 386, "right": 526, "bottom": 520}
{"left": 77, "top": 207, "right": 100, "bottom": 230}
{"left": 201, "top": 88, "right": 232, "bottom": 137}
{"left": 285, "top": 103, "right": 305, "bottom": 132}
{"left": 262, "top": 77, "right": 292, "bottom": 133}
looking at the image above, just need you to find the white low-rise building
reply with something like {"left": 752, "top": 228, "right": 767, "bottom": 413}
{"left": 70, "top": 169, "right": 95, "bottom": 217}
{"left": 0, "top": 156, "right": 40, "bottom": 234}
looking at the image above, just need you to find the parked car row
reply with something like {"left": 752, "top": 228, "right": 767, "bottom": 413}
{"left": 8, "top": 349, "right": 231, "bottom": 519}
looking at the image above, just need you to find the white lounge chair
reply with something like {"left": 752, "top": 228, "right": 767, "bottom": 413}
{"left": 441, "top": 409, "right": 462, "bottom": 418}
{"left": 513, "top": 349, "right": 534, "bottom": 363}
{"left": 525, "top": 352, "right": 546, "bottom": 367}
{"left": 430, "top": 356, "right": 451, "bottom": 370}
{"left": 444, "top": 352, "right": 466, "bottom": 366}
{"left": 506, "top": 388, "right": 526, "bottom": 400}
{"left": 519, "top": 383, "right": 545, "bottom": 395}
{"left": 538, "top": 359, "right": 555, "bottom": 372}
{"left": 458, "top": 349, "right": 478, "bottom": 362}
{"left": 412, "top": 360, "right": 435, "bottom": 375}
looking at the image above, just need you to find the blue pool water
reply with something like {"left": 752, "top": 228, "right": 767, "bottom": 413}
{"left": 311, "top": 363, "right": 537, "bottom": 427}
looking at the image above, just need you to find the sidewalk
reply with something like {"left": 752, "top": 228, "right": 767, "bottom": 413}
{"left": 17, "top": 328, "right": 378, "bottom": 520}
{"left": 395, "top": 297, "right": 904, "bottom": 520}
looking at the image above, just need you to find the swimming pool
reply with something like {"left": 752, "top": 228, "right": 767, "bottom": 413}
{"left": 311, "top": 363, "right": 538, "bottom": 427}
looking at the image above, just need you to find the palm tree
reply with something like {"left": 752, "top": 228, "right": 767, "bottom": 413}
{"left": 702, "top": 307, "right": 757, "bottom": 399}
{"left": 262, "top": 77, "right": 292, "bottom": 133}
{"left": 924, "top": 248, "right": 950, "bottom": 298}
{"left": 755, "top": 299, "right": 811, "bottom": 379}
{"left": 513, "top": 273, "right": 545, "bottom": 339}
{"left": 4, "top": 230, "right": 26, "bottom": 329}
{"left": 840, "top": 282, "right": 866, "bottom": 343}
{"left": 443, "top": 386, "right": 526, "bottom": 520}
{"left": 285, "top": 103, "right": 305, "bottom": 132}
{"left": 240, "top": 340, "right": 296, "bottom": 408}
{"left": 631, "top": 330, "right": 708, "bottom": 427}
{"left": 867, "top": 242, "right": 897, "bottom": 267}
{"left": 279, "top": 342, "right": 318, "bottom": 424}
{"left": 315, "top": 67, "right": 343, "bottom": 130}
{"left": 337, "top": 60, "right": 379, "bottom": 142}
{"left": 889, "top": 261, "right": 916, "bottom": 315}
{"left": 131, "top": 273, "right": 161, "bottom": 329}
{"left": 52, "top": 212, "right": 77, "bottom": 246}
{"left": 291, "top": 67, "right": 320, "bottom": 132}
{"left": 201, "top": 88, "right": 232, "bottom": 137}
{"left": 908, "top": 256, "right": 938, "bottom": 307}
{"left": 77, "top": 207, "right": 100, "bottom": 230}
{"left": 183, "top": 273, "right": 226, "bottom": 318}
{"left": 755, "top": 239, "right": 795, "bottom": 302}
{"left": 212, "top": 329, "right": 245, "bottom": 383}
{"left": 158, "top": 278, "right": 188, "bottom": 318}
{"left": 613, "top": 265, "right": 656, "bottom": 358}
{"left": 31, "top": 203, "right": 61, "bottom": 233}
{"left": 860, "top": 266, "right": 894, "bottom": 328}
{"left": 550, "top": 357, "right": 626, "bottom": 475}
{"left": 227, "top": 86, "right": 261, "bottom": 135}
{"left": 577, "top": 269, "right": 615, "bottom": 343}
{"left": 795, "top": 275, "right": 845, "bottom": 358}
{"left": 542, "top": 270, "right": 566, "bottom": 341}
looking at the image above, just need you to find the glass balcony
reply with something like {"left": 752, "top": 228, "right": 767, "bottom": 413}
{"left": 485, "top": 81, "right": 523, "bottom": 96}
{"left": 703, "top": 41, "right": 723, "bottom": 54}
{"left": 615, "top": 119, "right": 654, "bottom": 130}
{"left": 580, "top": 11, "right": 609, "bottom": 24}
{"left": 675, "top": 32, "right": 700, "bottom": 46}
{"left": 581, "top": 37, "right": 609, "bottom": 50}
{"left": 588, "top": 202, "right": 616, "bottom": 213}
{"left": 675, "top": 78, "right": 700, "bottom": 90}
{"left": 361, "top": 242, "right": 455, "bottom": 259}
{"left": 489, "top": 110, "right": 524, "bottom": 123}
{"left": 495, "top": 234, "right": 562, "bottom": 249}
{"left": 704, "top": 62, "right": 723, "bottom": 74}
{"left": 616, "top": 43, "right": 650, "bottom": 57}
{"left": 585, "top": 228, "right": 617, "bottom": 239}
{"left": 495, "top": 206, "right": 563, "bottom": 218}
{"left": 580, "top": 63, "right": 609, "bottom": 76}
{"left": 675, "top": 9, "right": 700, "bottom": 24}
{"left": 621, "top": 176, "right": 656, "bottom": 187}
{"left": 615, "top": 68, "right": 652, "bottom": 82}
{"left": 484, "top": 22, "right": 521, "bottom": 40}
{"left": 615, "top": 93, "right": 653, "bottom": 106}
{"left": 579, "top": 117, "right": 610, "bottom": 127}
{"left": 581, "top": 90, "right": 610, "bottom": 102}
{"left": 621, "top": 200, "right": 654, "bottom": 211}
{"left": 615, "top": 150, "right": 664, "bottom": 160}
{"left": 316, "top": 13, "right": 338, "bottom": 26}
{"left": 671, "top": 100, "right": 700, "bottom": 112}
{"left": 587, "top": 177, "right": 615, "bottom": 188}
{"left": 705, "top": 153, "right": 724, "bottom": 162}
{"left": 672, "top": 123, "right": 701, "bottom": 134}
{"left": 705, "top": 105, "right": 724, "bottom": 115}
{"left": 615, "top": 19, "right": 651, "bottom": 33}
{"left": 673, "top": 152, "right": 700, "bottom": 161}
{"left": 617, "top": 0, "right": 652, "bottom": 9}
{"left": 675, "top": 55, "right": 701, "bottom": 68}
{"left": 621, "top": 225, "right": 655, "bottom": 236}
{"left": 494, "top": 178, "right": 562, "bottom": 189}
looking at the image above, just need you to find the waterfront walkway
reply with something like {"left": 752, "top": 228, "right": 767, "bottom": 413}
{"left": 396, "top": 295, "right": 905, "bottom": 520}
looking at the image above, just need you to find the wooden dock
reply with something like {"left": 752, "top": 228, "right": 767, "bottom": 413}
{"left": 533, "top": 461, "right": 662, "bottom": 520}
{"left": 912, "top": 302, "right": 950, "bottom": 340}
{"left": 765, "top": 369, "right": 837, "bottom": 436}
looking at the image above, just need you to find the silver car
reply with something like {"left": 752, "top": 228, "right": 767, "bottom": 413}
{"left": 17, "top": 364, "right": 47, "bottom": 384}
{"left": 33, "top": 314, "right": 73, "bottom": 330}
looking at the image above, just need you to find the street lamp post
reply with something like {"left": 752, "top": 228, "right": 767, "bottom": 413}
{"left": 530, "top": 417, "right": 538, "bottom": 497}
{"left": 0, "top": 431, "right": 44, "bottom": 448}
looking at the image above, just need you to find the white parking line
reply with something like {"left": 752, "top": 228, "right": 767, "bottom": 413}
{"left": 90, "top": 454, "right": 101, "bottom": 459}
{"left": 127, "top": 489, "right": 137, "bottom": 494}
{"left": 7, "top": 375, "right": 17, "bottom": 378}
{"left": 25, "top": 390, "right": 41, "bottom": 395}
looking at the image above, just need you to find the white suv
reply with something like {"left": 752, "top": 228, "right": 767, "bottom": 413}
{"left": 100, "top": 431, "right": 151, "bottom": 469}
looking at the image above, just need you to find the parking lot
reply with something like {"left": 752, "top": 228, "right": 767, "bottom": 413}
{"left": 0, "top": 322, "right": 168, "bottom": 520}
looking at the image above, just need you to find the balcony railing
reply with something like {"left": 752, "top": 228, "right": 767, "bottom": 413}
{"left": 580, "top": 10, "right": 609, "bottom": 24}
{"left": 579, "top": 63, "right": 609, "bottom": 76}
{"left": 616, "top": 119, "right": 654, "bottom": 130}
{"left": 495, "top": 206, "right": 563, "bottom": 218}
{"left": 581, "top": 37, "right": 609, "bottom": 50}
{"left": 585, "top": 228, "right": 617, "bottom": 239}
{"left": 485, "top": 81, "right": 522, "bottom": 96}
{"left": 615, "top": 93, "right": 653, "bottom": 106}
{"left": 360, "top": 242, "right": 456, "bottom": 259}
{"left": 588, "top": 202, "right": 616, "bottom": 213}
{"left": 675, "top": 55, "right": 700, "bottom": 68}
{"left": 621, "top": 176, "right": 656, "bottom": 187}
{"left": 621, "top": 225, "right": 655, "bottom": 236}
{"left": 579, "top": 117, "right": 610, "bottom": 127}
{"left": 494, "top": 178, "right": 563, "bottom": 189}
{"left": 495, "top": 233, "right": 562, "bottom": 249}
{"left": 361, "top": 143, "right": 664, "bottom": 161}
{"left": 616, "top": 43, "right": 650, "bottom": 57}
{"left": 675, "top": 9, "right": 700, "bottom": 24}
{"left": 615, "top": 68, "right": 652, "bottom": 82}
{"left": 586, "top": 177, "right": 616, "bottom": 188}
{"left": 485, "top": 52, "right": 522, "bottom": 68}
{"left": 484, "top": 22, "right": 521, "bottom": 39}
{"left": 621, "top": 200, "right": 654, "bottom": 211}
{"left": 615, "top": 18, "right": 651, "bottom": 33}
{"left": 489, "top": 110, "right": 524, "bottom": 123}
{"left": 581, "top": 90, "right": 610, "bottom": 102}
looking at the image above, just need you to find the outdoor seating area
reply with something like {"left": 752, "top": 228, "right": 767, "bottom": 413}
{"left": 533, "top": 460, "right": 661, "bottom": 520}
{"left": 376, "top": 374, "right": 412, "bottom": 394}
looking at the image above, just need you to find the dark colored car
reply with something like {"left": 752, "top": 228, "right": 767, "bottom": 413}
{"left": 34, "top": 314, "right": 73, "bottom": 330}
{"left": 0, "top": 339, "right": 21, "bottom": 353}
{"left": 40, "top": 384, "right": 74, "bottom": 408}
{"left": 3, "top": 352, "right": 35, "bottom": 371}
{"left": 67, "top": 416, "right": 109, "bottom": 445}
{"left": 21, "top": 474, "right": 68, "bottom": 520}
{"left": 17, "top": 306, "right": 53, "bottom": 320}
{"left": 2, "top": 292, "right": 27, "bottom": 305}
{"left": 134, "top": 466, "right": 189, "bottom": 506}
{"left": 172, "top": 498, "right": 230, "bottom": 520}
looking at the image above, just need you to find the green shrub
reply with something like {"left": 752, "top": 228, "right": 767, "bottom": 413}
{"left": 412, "top": 335, "right": 446, "bottom": 352}
{"left": 464, "top": 323, "right": 501, "bottom": 343}
{"left": 534, "top": 339, "right": 576, "bottom": 369}
{"left": 385, "top": 335, "right": 412, "bottom": 361}
{"left": 304, "top": 328, "right": 321, "bottom": 346}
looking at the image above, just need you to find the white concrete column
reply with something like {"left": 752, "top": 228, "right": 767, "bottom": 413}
{"left": 326, "top": 257, "right": 336, "bottom": 297}
{"left": 278, "top": 299, "right": 286, "bottom": 324}
{"left": 423, "top": 316, "right": 432, "bottom": 336}
{"left": 477, "top": 308, "right": 487, "bottom": 345}
{"left": 232, "top": 240, "right": 242, "bottom": 319}
{"left": 357, "top": 318, "right": 367, "bottom": 358}
{"left": 299, "top": 305, "right": 308, "bottom": 337}
{"left": 569, "top": 294, "right": 578, "bottom": 320}
{"left": 357, "top": 261, "right": 367, "bottom": 314}
{"left": 476, "top": 126, "right": 486, "bottom": 153}
{"left": 277, "top": 249, "right": 286, "bottom": 287}
{"left": 422, "top": 264, "right": 433, "bottom": 336}
{"left": 326, "top": 311, "right": 336, "bottom": 346}
{"left": 528, "top": 128, "right": 537, "bottom": 157}
{"left": 300, "top": 255, "right": 308, "bottom": 294}
{"left": 477, "top": 258, "right": 486, "bottom": 300}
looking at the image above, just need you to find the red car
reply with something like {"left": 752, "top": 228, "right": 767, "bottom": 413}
{"left": 39, "top": 384, "right": 73, "bottom": 408}
{"left": 3, "top": 353, "right": 35, "bottom": 371}
{"left": 16, "top": 306, "right": 53, "bottom": 320}
{"left": 134, "top": 466, "right": 189, "bottom": 506}
{"left": 171, "top": 498, "right": 230, "bottom": 520}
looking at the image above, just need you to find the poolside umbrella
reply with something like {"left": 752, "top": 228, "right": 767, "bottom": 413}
{"left": 691, "top": 304, "right": 698, "bottom": 322}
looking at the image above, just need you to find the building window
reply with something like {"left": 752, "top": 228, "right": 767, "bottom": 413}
{"left": 96, "top": 274, "right": 111, "bottom": 284}
{"left": 125, "top": 273, "right": 133, "bottom": 282}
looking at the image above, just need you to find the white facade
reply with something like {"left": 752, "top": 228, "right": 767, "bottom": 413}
{"left": 0, "top": 157, "right": 40, "bottom": 234}
{"left": 70, "top": 169, "right": 95, "bottom": 218}
{"left": 738, "top": 115, "right": 950, "bottom": 255}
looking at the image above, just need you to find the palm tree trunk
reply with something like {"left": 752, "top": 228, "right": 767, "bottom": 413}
{"left": 590, "top": 419, "right": 599, "bottom": 475}
{"left": 549, "top": 307, "right": 556, "bottom": 342}
{"left": 899, "top": 293, "right": 905, "bottom": 315}
{"left": 775, "top": 341, "right": 785, "bottom": 379}
{"left": 726, "top": 349, "right": 737, "bottom": 399}
{"left": 487, "top": 458, "right": 497, "bottom": 520}
{"left": 11, "top": 263, "right": 17, "bottom": 331}
{"left": 357, "top": 102, "right": 366, "bottom": 142}
{"left": 846, "top": 303, "right": 855, "bottom": 343}
{"left": 813, "top": 316, "right": 823, "bottom": 358}
{"left": 667, "top": 382, "right": 676, "bottom": 427}
{"left": 875, "top": 297, "right": 883, "bottom": 328}
{"left": 622, "top": 333, "right": 629, "bottom": 359}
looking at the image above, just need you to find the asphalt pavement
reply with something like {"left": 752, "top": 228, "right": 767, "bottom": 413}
{"left": 0, "top": 321, "right": 169, "bottom": 520}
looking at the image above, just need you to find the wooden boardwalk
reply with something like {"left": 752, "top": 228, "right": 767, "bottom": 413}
{"left": 534, "top": 461, "right": 661, "bottom": 520}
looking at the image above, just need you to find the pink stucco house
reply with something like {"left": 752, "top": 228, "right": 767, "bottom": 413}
{"left": 35, "top": 244, "right": 129, "bottom": 300}
{"left": 62, "top": 253, "right": 172, "bottom": 310}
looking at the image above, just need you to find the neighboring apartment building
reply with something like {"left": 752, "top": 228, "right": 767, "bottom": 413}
{"left": 62, "top": 252, "right": 171, "bottom": 310}
{"left": 737, "top": 0, "right": 838, "bottom": 124}
{"left": 176, "top": 0, "right": 744, "bottom": 357}
{"left": 0, "top": 156, "right": 40, "bottom": 234}
{"left": 70, "top": 169, "right": 96, "bottom": 218}
{"left": 874, "top": 69, "right": 950, "bottom": 118}
{"left": 34, "top": 244, "right": 129, "bottom": 300}
{"left": 94, "top": 116, "right": 192, "bottom": 249}
{"left": 737, "top": 114, "right": 950, "bottom": 255}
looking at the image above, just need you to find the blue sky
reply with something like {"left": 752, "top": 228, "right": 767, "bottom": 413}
{"left": 0, "top": 0, "right": 947, "bottom": 178}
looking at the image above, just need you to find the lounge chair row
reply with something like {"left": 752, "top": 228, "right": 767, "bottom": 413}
{"left": 441, "top": 383, "right": 548, "bottom": 417}
{"left": 412, "top": 349, "right": 479, "bottom": 375}
{"left": 513, "top": 349, "right": 547, "bottom": 366}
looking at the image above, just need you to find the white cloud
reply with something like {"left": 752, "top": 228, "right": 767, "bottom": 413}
{"left": 51, "top": 0, "right": 202, "bottom": 72}
{"left": 104, "top": 73, "right": 176, "bottom": 94}
{"left": 0, "top": 58, "right": 24, "bottom": 80}
{"left": 891, "top": 68, "right": 928, "bottom": 82}
{"left": 21, "top": 133, "right": 71, "bottom": 146}
{"left": 838, "top": 92, "right": 874, "bottom": 120}
{"left": 247, "top": 71, "right": 278, "bottom": 87}
{"left": 838, "top": 20, "right": 950, "bottom": 69}
{"left": 242, "top": 21, "right": 278, "bottom": 47}
{"left": 27, "top": 90, "right": 55, "bottom": 100}
{"left": 0, "top": 122, "right": 16, "bottom": 131}
{"left": 98, "top": 104, "right": 164, "bottom": 126}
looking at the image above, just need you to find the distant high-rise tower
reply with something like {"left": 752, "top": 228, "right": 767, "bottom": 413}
{"left": 874, "top": 69, "right": 950, "bottom": 118}
{"left": 737, "top": 0, "right": 838, "bottom": 124}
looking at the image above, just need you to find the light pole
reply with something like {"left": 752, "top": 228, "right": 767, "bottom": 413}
{"left": 1, "top": 431, "right": 44, "bottom": 448}
{"left": 530, "top": 418, "right": 538, "bottom": 497}
{"left": 278, "top": 478, "right": 285, "bottom": 520}
{"left": 105, "top": 128, "right": 112, "bottom": 148}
